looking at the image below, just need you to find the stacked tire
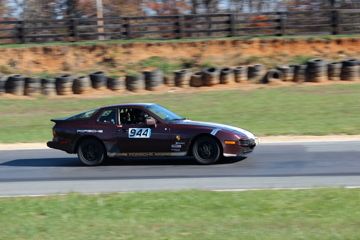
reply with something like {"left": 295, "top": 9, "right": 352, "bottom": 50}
{"left": 0, "top": 76, "right": 6, "bottom": 95}
{"left": 306, "top": 59, "right": 327, "bottom": 82}
{"left": 24, "top": 77, "right": 41, "bottom": 96}
{"left": 90, "top": 71, "right": 107, "bottom": 89}
{"left": 202, "top": 67, "right": 219, "bottom": 86}
{"left": 107, "top": 77, "right": 123, "bottom": 91}
{"left": 174, "top": 69, "right": 189, "bottom": 87}
{"left": 190, "top": 72, "right": 203, "bottom": 87}
{"left": 219, "top": 67, "right": 233, "bottom": 84}
{"left": 5, "top": 75, "right": 24, "bottom": 96}
{"left": 41, "top": 78, "right": 56, "bottom": 96}
{"left": 233, "top": 66, "right": 247, "bottom": 83}
{"left": 125, "top": 74, "right": 143, "bottom": 92}
{"left": 277, "top": 65, "right": 294, "bottom": 82}
{"left": 293, "top": 65, "right": 307, "bottom": 82}
{"left": 340, "top": 59, "right": 359, "bottom": 81}
{"left": 248, "top": 64, "right": 265, "bottom": 82}
{"left": 55, "top": 74, "right": 73, "bottom": 95}
{"left": 73, "top": 76, "right": 91, "bottom": 94}
{"left": 143, "top": 69, "right": 163, "bottom": 91}
{"left": 328, "top": 62, "right": 342, "bottom": 81}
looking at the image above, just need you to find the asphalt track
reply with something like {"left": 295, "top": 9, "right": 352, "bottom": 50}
{"left": 0, "top": 141, "right": 359, "bottom": 196}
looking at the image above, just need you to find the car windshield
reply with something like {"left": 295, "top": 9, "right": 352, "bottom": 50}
{"left": 67, "top": 109, "right": 97, "bottom": 120}
{"left": 145, "top": 104, "right": 184, "bottom": 121}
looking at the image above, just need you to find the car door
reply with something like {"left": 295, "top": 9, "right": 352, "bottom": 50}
{"left": 116, "top": 107, "right": 172, "bottom": 154}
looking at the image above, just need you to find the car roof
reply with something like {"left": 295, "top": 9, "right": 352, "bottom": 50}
{"left": 102, "top": 103, "right": 156, "bottom": 109}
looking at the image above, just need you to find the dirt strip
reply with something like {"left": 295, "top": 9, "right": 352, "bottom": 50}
{"left": 0, "top": 135, "right": 359, "bottom": 151}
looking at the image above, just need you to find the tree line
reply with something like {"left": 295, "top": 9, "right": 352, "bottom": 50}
{"left": 0, "top": 0, "right": 360, "bottom": 20}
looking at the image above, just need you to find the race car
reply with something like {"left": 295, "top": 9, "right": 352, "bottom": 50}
{"left": 47, "top": 103, "right": 257, "bottom": 166}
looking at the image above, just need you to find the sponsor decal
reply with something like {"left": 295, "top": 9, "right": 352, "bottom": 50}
{"left": 77, "top": 129, "right": 103, "bottom": 134}
{"left": 129, "top": 128, "right": 151, "bottom": 138}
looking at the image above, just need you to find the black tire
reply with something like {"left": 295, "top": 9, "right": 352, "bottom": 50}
{"left": 77, "top": 138, "right": 106, "bottom": 166}
{"left": 174, "top": 69, "right": 189, "bottom": 87}
{"left": 89, "top": 71, "right": 107, "bottom": 89}
{"left": 220, "top": 67, "right": 233, "bottom": 84}
{"left": 202, "top": 67, "right": 219, "bottom": 86}
{"left": 192, "top": 136, "right": 221, "bottom": 164}
{"left": 262, "top": 69, "right": 282, "bottom": 84}
{"left": 190, "top": 72, "right": 203, "bottom": 87}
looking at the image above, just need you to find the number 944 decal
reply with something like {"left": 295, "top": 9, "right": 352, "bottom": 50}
{"left": 129, "top": 128, "right": 151, "bottom": 138}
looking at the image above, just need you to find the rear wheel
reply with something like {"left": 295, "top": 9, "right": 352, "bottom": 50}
{"left": 192, "top": 136, "right": 221, "bottom": 164}
{"left": 77, "top": 138, "right": 106, "bottom": 166}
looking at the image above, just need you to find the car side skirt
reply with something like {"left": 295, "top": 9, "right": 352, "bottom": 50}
{"left": 107, "top": 152, "right": 188, "bottom": 158}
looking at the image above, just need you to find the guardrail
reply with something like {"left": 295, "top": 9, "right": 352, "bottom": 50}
{"left": 0, "top": 9, "right": 360, "bottom": 44}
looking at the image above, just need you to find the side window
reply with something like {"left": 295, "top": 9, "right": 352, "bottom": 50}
{"left": 119, "top": 108, "right": 150, "bottom": 125}
{"left": 98, "top": 109, "right": 117, "bottom": 125}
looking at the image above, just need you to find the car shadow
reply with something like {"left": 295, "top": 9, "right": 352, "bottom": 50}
{"left": 1, "top": 156, "right": 246, "bottom": 167}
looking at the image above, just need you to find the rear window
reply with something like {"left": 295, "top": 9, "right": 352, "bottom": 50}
{"left": 67, "top": 109, "right": 97, "bottom": 120}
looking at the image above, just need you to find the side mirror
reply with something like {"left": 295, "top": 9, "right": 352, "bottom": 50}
{"left": 145, "top": 117, "right": 156, "bottom": 126}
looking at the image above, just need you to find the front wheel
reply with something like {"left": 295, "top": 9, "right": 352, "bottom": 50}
{"left": 192, "top": 136, "right": 221, "bottom": 164}
{"left": 77, "top": 138, "right": 106, "bottom": 166}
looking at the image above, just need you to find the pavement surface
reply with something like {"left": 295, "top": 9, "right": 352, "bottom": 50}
{"left": 0, "top": 140, "right": 359, "bottom": 196}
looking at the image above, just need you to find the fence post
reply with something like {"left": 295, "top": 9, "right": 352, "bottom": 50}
{"left": 176, "top": 15, "right": 184, "bottom": 39}
{"left": 207, "top": 15, "right": 212, "bottom": 36}
{"left": 69, "top": 18, "right": 79, "bottom": 41}
{"left": 277, "top": 12, "right": 286, "bottom": 36}
{"left": 124, "top": 17, "right": 132, "bottom": 39}
{"left": 229, "top": 13, "right": 236, "bottom": 37}
{"left": 17, "top": 20, "right": 25, "bottom": 44}
{"left": 331, "top": 10, "right": 340, "bottom": 35}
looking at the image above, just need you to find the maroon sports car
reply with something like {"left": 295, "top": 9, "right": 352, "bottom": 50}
{"left": 47, "top": 103, "right": 257, "bottom": 166}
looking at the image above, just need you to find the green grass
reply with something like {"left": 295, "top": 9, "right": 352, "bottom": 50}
{"left": 0, "top": 189, "right": 359, "bottom": 239}
{"left": 0, "top": 34, "right": 359, "bottom": 49}
{"left": 0, "top": 83, "right": 359, "bottom": 143}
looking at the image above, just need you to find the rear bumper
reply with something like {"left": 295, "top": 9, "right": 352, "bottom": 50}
{"left": 47, "top": 141, "right": 73, "bottom": 153}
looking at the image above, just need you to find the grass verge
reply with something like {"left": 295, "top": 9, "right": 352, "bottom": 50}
{"left": 0, "top": 188, "right": 359, "bottom": 240}
{"left": 0, "top": 34, "right": 359, "bottom": 49}
{"left": 0, "top": 83, "right": 359, "bottom": 143}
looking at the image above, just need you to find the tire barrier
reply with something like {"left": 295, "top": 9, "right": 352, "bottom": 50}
{"left": 163, "top": 75, "right": 174, "bottom": 87}
{"left": 262, "top": 69, "right": 282, "bottom": 84}
{"left": 143, "top": 69, "right": 163, "bottom": 91}
{"left": 107, "top": 77, "right": 123, "bottom": 91}
{"left": 328, "top": 62, "right": 342, "bottom": 81}
{"left": 24, "top": 77, "right": 41, "bottom": 96}
{"left": 174, "top": 69, "right": 189, "bottom": 87}
{"left": 293, "top": 65, "right": 307, "bottom": 82}
{"left": 5, "top": 75, "right": 24, "bottom": 96}
{"left": 277, "top": 65, "right": 294, "bottom": 82}
{"left": 340, "top": 59, "right": 359, "bottom": 81}
{"left": 219, "top": 67, "right": 233, "bottom": 84}
{"left": 73, "top": 76, "right": 91, "bottom": 94}
{"left": 202, "top": 67, "right": 219, "bottom": 86}
{"left": 248, "top": 64, "right": 265, "bottom": 82}
{"left": 125, "top": 74, "right": 143, "bottom": 92}
{"left": 55, "top": 74, "right": 73, "bottom": 95}
{"left": 234, "top": 66, "right": 247, "bottom": 83}
{"left": 41, "top": 78, "right": 56, "bottom": 96}
{"left": 89, "top": 71, "right": 107, "bottom": 89}
{"left": 190, "top": 72, "right": 203, "bottom": 87}
{"left": 306, "top": 59, "right": 327, "bottom": 82}
{"left": 0, "top": 76, "right": 6, "bottom": 95}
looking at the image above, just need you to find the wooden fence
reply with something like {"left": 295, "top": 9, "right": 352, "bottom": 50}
{"left": 0, "top": 9, "right": 360, "bottom": 44}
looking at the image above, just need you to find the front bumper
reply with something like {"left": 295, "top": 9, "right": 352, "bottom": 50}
{"left": 223, "top": 138, "right": 258, "bottom": 157}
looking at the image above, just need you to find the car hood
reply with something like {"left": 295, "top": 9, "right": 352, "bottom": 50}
{"left": 175, "top": 120, "right": 256, "bottom": 139}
